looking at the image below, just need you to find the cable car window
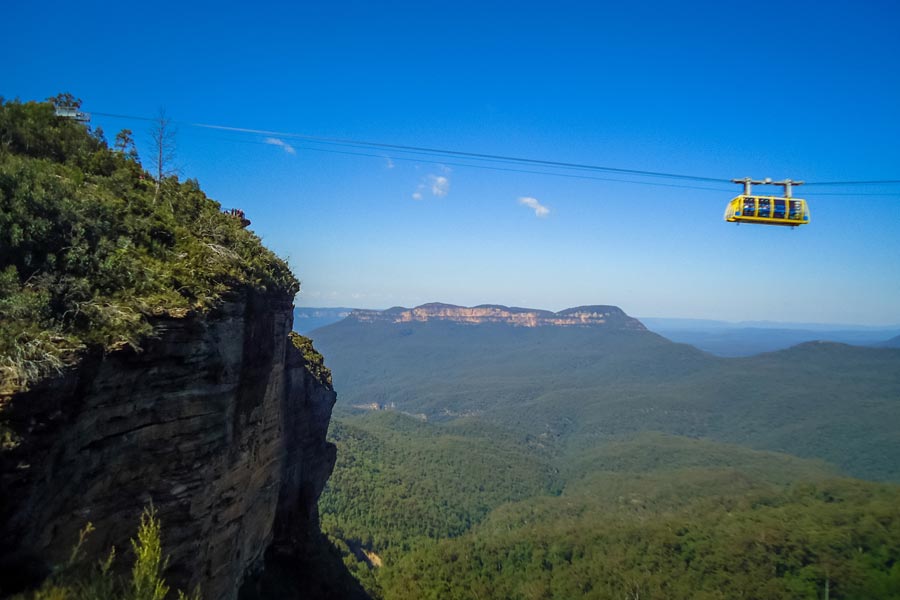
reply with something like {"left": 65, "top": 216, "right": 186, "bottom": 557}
{"left": 773, "top": 199, "right": 786, "bottom": 219}
{"left": 789, "top": 200, "right": 803, "bottom": 220}
{"left": 758, "top": 198, "right": 771, "bottom": 218}
{"left": 742, "top": 197, "right": 755, "bottom": 216}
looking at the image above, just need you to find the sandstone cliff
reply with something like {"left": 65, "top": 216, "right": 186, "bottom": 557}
{"left": 348, "top": 303, "right": 646, "bottom": 329}
{"left": 0, "top": 289, "right": 337, "bottom": 600}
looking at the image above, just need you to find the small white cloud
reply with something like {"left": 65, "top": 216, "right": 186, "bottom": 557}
{"left": 411, "top": 173, "right": 450, "bottom": 200}
{"left": 429, "top": 175, "right": 450, "bottom": 197}
{"left": 519, "top": 196, "right": 550, "bottom": 218}
{"left": 385, "top": 157, "right": 395, "bottom": 169}
{"left": 264, "top": 137, "right": 296, "bottom": 154}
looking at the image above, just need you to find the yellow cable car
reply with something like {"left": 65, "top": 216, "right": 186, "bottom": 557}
{"left": 724, "top": 195, "right": 810, "bottom": 226}
{"left": 724, "top": 178, "right": 810, "bottom": 226}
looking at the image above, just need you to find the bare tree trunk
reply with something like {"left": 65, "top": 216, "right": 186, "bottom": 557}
{"left": 150, "top": 108, "right": 176, "bottom": 203}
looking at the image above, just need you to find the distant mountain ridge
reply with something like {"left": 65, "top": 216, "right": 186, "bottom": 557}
{"left": 346, "top": 302, "right": 646, "bottom": 329}
{"left": 642, "top": 317, "right": 900, "bottom": 356}
{"left": 293, "top": 307, "right": 355, "bottom": 334}
{"left": 878, "top": 334, "right": 900, "bottom": 348}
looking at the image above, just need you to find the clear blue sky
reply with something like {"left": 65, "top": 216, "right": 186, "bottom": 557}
{"left": 5, "top": 0, "right": 900, "bottom": 324}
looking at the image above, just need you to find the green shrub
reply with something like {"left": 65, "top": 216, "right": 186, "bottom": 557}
{"left": 14, "top": 507, "right": 200, "bottom": 600}
{"left": 290, "top": 332, "right": 332, "bottom": 386}
{"left": 0, "top": 97, "right": 299, "bottom": 391}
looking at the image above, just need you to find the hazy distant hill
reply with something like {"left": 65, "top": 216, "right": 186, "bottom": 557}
{"left": 878, "top": 334, "right": 900, "bottom": 348}
{"left": 311, "top": 304, "right": 900, "bottom": 481}
{"left": 641, "top": 317, "right": 900, "bottom": 357}
{"left": 293, "top": 307, "right": 355, "bottom": 333}
{"left": 312, "top": 304, "right": 708, "bottom": 416}
{"left": 642, "top": 317, "right": 900, "bottom": 332}
{"left": 303, "top": 310, "right": 900, "bottom": 356}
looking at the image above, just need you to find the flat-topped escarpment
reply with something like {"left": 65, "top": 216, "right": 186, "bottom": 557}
{"left": 347, "top": 303, "right": 646, "bottom": 330}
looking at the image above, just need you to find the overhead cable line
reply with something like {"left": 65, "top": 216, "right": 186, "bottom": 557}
{"left": 166, "top": 128, "right": 900, "bottom": 196}
{"left": 92, "top": 111, "right": 730, "bottom": 183}
{"left": 812, "top": 192, "right": 900, "bottom": 196}
{"left": 205, "top": 133, "right": 736, "bottom": 193}
{"left": 92, "top": 110, "right": 900, "bottom": 190}
{"left": 194, "top": 123, "right": 732, "bottom": 183}
{"left": 802, "top": 180, "right": 900, "bottom": 186}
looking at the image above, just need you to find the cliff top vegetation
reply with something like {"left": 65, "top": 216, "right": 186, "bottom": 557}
{"left": 0, "top": 96, "right": 299, "bottom": 392}
{"left": 289, "top": 332, "right": 333, "bottom": 387}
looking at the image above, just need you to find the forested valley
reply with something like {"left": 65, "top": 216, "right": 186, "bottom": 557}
{"left": 312, "top": 314, "right": 900, "bottom": 599}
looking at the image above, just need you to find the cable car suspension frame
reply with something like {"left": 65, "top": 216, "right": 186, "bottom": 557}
{"left": 725, "top": 178, "right": 810, "bottom": 226}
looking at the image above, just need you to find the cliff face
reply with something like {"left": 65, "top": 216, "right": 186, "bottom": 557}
{"left": 0, "top": 290, "right": 336, "bottom": 599}
{"left": 349, "top": 303, "right": 646, "bottom": 330}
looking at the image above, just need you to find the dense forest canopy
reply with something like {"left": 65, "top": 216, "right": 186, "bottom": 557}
{"left": 0, "top": 96, "right": 297, "bottom": 392}
{"left": 311, "top": 318, "right": 900, "bottom": 481}
{"left": 320, "top": 414, "right": 900, "bottom": 599}
{"left": 311, "top": 314, "right": 900, "bottom": 599}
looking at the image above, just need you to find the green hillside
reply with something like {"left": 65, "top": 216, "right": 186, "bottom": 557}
{"left": 0, "top": 97, "right": 297, "bottom": 392}
{"left": 311, "top": 318, "right": 900, "bottom": 481}
{"left": 383, "top": 475, "right": 900, "bottom": 600}
{"left": 314, "top": 313, "right": 900, "bottom": 596}
{"left": 320, "top": 413, "right": 899, "bottom": 599}
{"left": 314, "top": 320, "right": 714, "bottom": 414}
{"left": 319, "top": 413, "right": 561, "bottom": 591}
{"left": 318, "top": 414, "right": 552, "bottom": 595}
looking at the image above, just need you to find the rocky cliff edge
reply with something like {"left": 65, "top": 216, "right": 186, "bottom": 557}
{"left": 0, "top": 288, "right": 337, "bottom": 600}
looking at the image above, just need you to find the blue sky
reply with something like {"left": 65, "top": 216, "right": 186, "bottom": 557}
{"left": 5, "top": 0, "right": 900, "bottom": 324}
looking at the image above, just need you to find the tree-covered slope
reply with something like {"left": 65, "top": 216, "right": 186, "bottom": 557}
{"left": 310, "top": 317, "right": 900, "bottom": 481}
{"left": 319, "top": 413, "right": 560, "bottom": 545}
{"left": 0, "top": 97, "right": 297, "bottom": 392}
{"left": 382, "top": 475, "right": 900, "bottom": 600}
{"left": 319, "top": 413, "right": 562, "bottom": 596}
{"left": 312, "top": 319, "right": 714, "bottom": 417}
{"left": 320, "top": 412, "right": 899, "bottom": 599}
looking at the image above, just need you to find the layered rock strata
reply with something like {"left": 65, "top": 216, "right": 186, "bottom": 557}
{"left": 0, "top": 289, "right": 336, "bottom": 600}
{"left": 349, "top": 303, "right": 646, "bottom": 329}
